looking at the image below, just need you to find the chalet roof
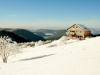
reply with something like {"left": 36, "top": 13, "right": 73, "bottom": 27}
{"left": 76, "top": 24, "right": 90, "bottom": 30}
{"left": 67, "top": 24, "right": 90, "bottom": 31}
{"left": 89, "top": 28, "right": 100, "bottom": 35}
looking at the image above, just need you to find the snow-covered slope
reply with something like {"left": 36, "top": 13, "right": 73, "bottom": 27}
{"left": 0, "top": 37, "right": 100, "bottom": 75}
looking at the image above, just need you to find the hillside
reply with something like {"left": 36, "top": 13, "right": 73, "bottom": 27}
{"left": 0, "top": 30, "right": 29, "bottom": 42}
{"left": 0, "top": 37, "right": 100, "bottom": 75}
{"left": 34, "top": 29, "right": 58, "bottom": 33}
{"left": 14, "top": 29, "right": 46, "bottom": 41}
{"left": 34, "top": 32, "right": 47, "bottom": 38}
{"left": 0, "top": 28, "right": 46, "bottom": 42}
{"left": 47, "top": 30, "right": 66, "bottom": 40}
{"left": 28, "top": 29, "right": 59, "bottom": 39}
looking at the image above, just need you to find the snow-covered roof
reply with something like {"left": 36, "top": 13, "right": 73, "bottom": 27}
{"left": 77, "top": 24, "right": 100, "bottom": 35}
{"left": 89, "top": 28, "right": 100, "bottom": 35}
{"left": 76, "top": 24, "right": 90, "bottom": 30}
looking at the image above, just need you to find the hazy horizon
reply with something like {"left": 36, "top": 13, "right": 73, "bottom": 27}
{"left": 0, "top": 0, "right": 100, "bottom": 29}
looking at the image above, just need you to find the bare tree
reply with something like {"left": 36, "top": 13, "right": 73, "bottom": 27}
{"left": 0, "top": 36, "right": 19, "bottom": 63}
{"left": 35, "top": 40, "right": 44, "bottom": 47}
{"left": 59, "top": 36, "right": 68, "bottom": 45}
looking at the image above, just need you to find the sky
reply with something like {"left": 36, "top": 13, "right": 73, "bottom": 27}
{"left": 0, "top": 0, "right": 100, "bottom": 29}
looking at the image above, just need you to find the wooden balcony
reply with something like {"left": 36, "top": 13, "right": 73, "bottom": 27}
{"left": 66, "top": 32, "right": 75, "bottom": 35}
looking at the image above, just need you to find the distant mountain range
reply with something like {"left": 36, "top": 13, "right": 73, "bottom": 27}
{"left": 34, "top": 32, "right": 46, "bottom": 37}
{"left": 0, "top": 28, "right": 67, "bottom": 41}
{"left": 0, "top": 28, "right": 46, "bottom": 43}
{"left": 28, "top": 29, "right": 58, "bottom": 39}
{"left": 46, "top": 30, "right": 66, "bottom": 40}
{"left": 0, "top": 30, "right": 29, "bottom": 42}
{"left": 1, "top": 28, "right": 99, "bottom": 42}
{"left": 34, "top": 29, "right": 58, "bottom": 33}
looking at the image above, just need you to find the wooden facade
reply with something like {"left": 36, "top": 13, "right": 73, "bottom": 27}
{"left": 66, "top": 24, "right": 91, "bottom": 40}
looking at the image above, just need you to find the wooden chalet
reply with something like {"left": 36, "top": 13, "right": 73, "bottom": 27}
{"left": 66, "top": 24, "right": 91, "bottom": 40}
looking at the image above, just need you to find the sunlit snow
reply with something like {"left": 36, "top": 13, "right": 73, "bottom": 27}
{"left": 0, "top": 37, "right": 100, "bottom": 75}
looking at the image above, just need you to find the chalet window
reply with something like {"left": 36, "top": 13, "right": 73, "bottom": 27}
{"left": 80, "top": 31, "right": 82, "bottom": 33}
{"left": 72, "top": 31, "right": 75, "bottom": 32}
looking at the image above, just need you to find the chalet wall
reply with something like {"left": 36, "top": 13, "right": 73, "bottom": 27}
{"left": 84, "top": 30, "right": 91, "bottom": 37}
{"left": 67, "top": 25, "right": 84, "bottom": 36}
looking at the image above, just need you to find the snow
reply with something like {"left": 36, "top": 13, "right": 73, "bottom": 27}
{"left": 77, "top": 24, "right": 90, "bottom": 30}
{"left": 0, "top": 37, "right": 100, "bottom": 75}
{"left": 89, "top": 28, "right": 100, "bottom": 35}
{"left": 44, "top": 33, "right": 53, "bottom": 36}
{"left": 77, "top": 24, "right": 100, "bottom": 35}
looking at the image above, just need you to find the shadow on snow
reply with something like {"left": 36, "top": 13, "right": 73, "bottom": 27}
{"left": 20, "top": 54, "right": 55, "bottom": 61}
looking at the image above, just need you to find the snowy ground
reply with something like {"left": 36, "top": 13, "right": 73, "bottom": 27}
{"left": 0, "top": 37, "right": 100, "bottom": 75}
